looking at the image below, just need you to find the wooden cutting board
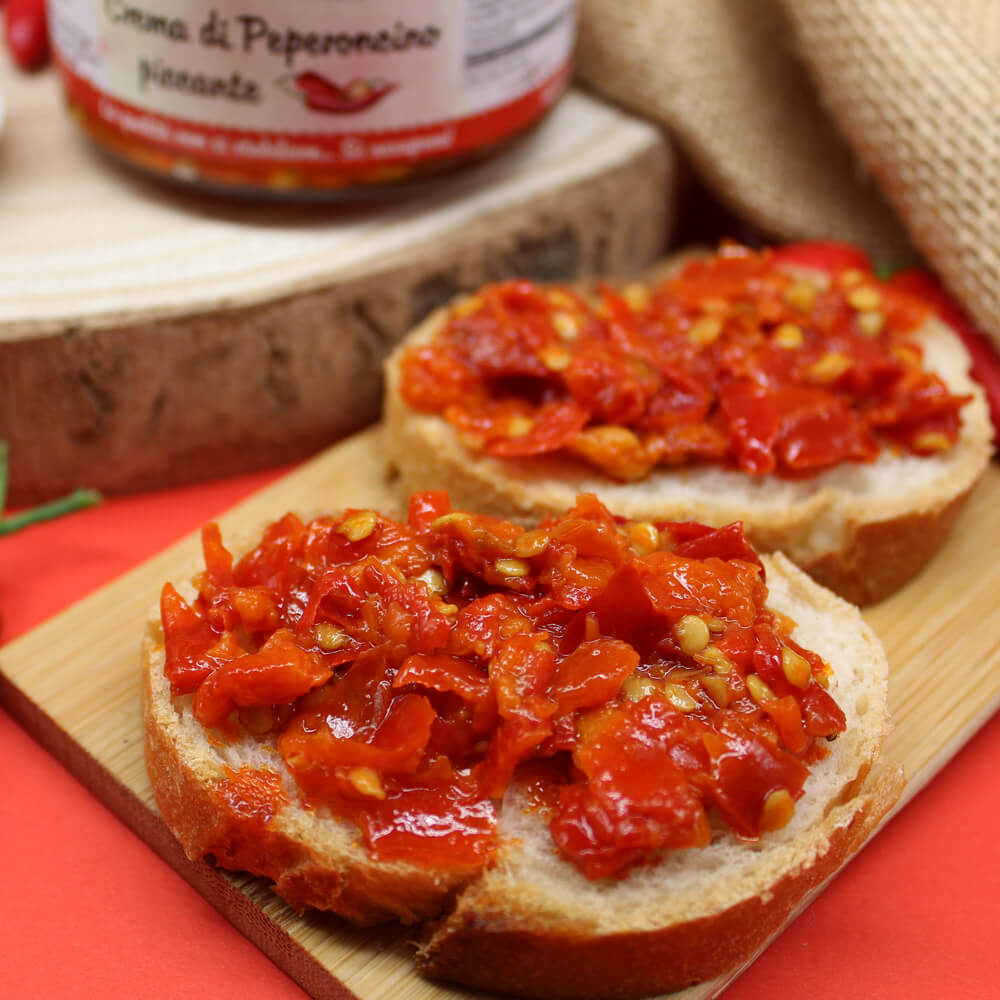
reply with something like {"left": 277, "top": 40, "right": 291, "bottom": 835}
{"left": 2, "top": 427, "right": 999, "bottom": 999}
{"left": 0, "top": 50, "right": 671, "bottom": 507}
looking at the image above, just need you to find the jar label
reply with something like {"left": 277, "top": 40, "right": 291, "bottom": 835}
{"left": 49, "top": 0, "right": 575, "bottom": 170}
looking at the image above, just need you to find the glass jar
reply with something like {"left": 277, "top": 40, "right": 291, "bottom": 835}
{"left": 47, "top": 0, "right": 577, "bottom": 197}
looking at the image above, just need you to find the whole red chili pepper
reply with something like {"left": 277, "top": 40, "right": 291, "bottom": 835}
{"left": 769, "top": 240, "right": 874, "bottom": 274}
{"left": 294, "top": 71, "right": 349, "bottom": 102}
{"left": 4, "top": 0, "right": 49, "bottom": 71}
{"left": 292, "top": 71, "right": 395, "bottom": 114}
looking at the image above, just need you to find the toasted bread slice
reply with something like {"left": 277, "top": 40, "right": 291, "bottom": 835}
{"left": 142, "top": 578, "right": 478, "bottom": 927}
{"left": 418, "top": 553, "right": 902, "bottom": 998}
{"left": 144, "top": 546, "right": 899, "bottom": 997}
{"left": 382, "top": 262, "right": 992, "bottom": 606}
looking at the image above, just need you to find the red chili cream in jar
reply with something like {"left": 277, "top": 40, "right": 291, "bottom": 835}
{"left": 47, "top": 0, "right": 577, "bottom": 196}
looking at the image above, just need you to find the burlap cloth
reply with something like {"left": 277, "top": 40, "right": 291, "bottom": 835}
{"left": 575, "top": 0, "right": 1000, "bottom": 343}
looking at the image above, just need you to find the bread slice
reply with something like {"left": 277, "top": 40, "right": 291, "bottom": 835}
{"left": 382, "top": 261, "right": 992, "bottom": 606}
{"left": 417, "top": 553, "right": 902, "bottom": 998}
{"left": 142, "top": 577, "right": 477, "bottom": 927}
{"left": 143, "top": 539, "right": 900, "bottom": 997}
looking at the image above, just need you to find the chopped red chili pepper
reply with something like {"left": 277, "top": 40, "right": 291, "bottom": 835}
{"left": 163, "top": 494, "right": 847, "bottom": 879}
{"left": 888, "top": 269, "right": 1000, "bottom": 440}
{"left": 399, "top": 242, "right": 971, "bottom": 479}
{"left": 215, "top": 765, "right": 289, "bottom": 830}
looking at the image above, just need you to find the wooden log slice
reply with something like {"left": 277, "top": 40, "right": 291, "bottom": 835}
{"left": 0, "top": 57, "right": 674, "bottom": 505}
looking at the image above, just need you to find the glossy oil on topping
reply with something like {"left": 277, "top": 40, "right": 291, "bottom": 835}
{"left": 399, "top": 243, "right": 971, "bottom": 481}
{"left": 162, "top": 493, "right": 846, "bottom": 880}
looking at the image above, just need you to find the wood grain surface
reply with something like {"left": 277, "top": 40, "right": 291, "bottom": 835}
{"left": 2, "top": 427, "right": 999, "bottom": 1000}
{"left": 0, "top": 51, "right": 672, "bottom": 506}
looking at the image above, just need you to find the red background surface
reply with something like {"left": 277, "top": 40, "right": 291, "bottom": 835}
{"left": 2, "top": 467, "right": 999, "bottom": 1000}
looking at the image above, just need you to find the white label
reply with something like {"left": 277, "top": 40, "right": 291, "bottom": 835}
{"left": 49, "top": 0, "right": 576, "bottom": 134}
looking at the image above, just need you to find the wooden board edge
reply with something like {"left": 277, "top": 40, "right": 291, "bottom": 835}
{"left": 0, "top": 672, "right": 362, "bottom": 1000}
{"left": 890, "top": 687, "right": 1000, "bottom": 813}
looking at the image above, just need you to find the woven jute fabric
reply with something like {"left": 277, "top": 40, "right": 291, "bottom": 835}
{"left": 574, "top": 0, "right": 915, "bottom": 262}
{"left": 782, "top": 0, "right": 1000, "bottom": 341}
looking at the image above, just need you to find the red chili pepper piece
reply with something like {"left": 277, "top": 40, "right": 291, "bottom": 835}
{"left": 550, "top": 700, "right": 713, "bottom": 879}
{"left": 201, "top": 522, "right": 235, "bottom": 587}
{"left": 705, "top": 724, "right": 808, "bottom": 838}
{"left": 214, "top": 766, "right": 288, "bottom": 827}
{"left": 889, "top": 269, "right": 1000, "bottom": 438}
{"left": 394, "top": 652, "right": 491, "bottom": 703}
{"left": 193, "top": 628, "right": 332, "bottom": 728}
{"left": 407, "top": 490, "right": 451, "bottom": 533}
{"left": 359, "top": 772, "right": 497, "bottom": 868}
{"left": 5, "top": 0, "right": 49, "bottom": 71}
{"left": 551, "top": 637, "right": 639, "bottom": 717}
{"left": 484, "top": 399, "right": 590, "bottom": 457}
{"left": 800, "top": 683, "right": 847, "bottom": 738}
{"left": 718, "top": 377, "right": 779, "bottom": 475}
{"left": 672, "top": 520, "right": 764, "bottom": 572}
{"left": 160, "top": 583, "right": 224, "bottom": 695}
{"left": 281, "top": 689, "right": 435, "bottom": 774}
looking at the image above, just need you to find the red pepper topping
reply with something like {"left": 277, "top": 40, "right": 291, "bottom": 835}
{"left": 214, "top": 765, "right": 289, "bottom": 829}
{"left": 161, "top": 583, "right": 230, "bottom": 695}
{"left": 162, "top": 494, "right": 847, "bottom": 878}
{"left": 399, "top": 243, "right": 972, "bottom": 479}
{"left": 888, "top": 268, "right": 1000, "bottom": 440}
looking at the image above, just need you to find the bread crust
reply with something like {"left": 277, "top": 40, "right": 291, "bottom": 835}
{"left": 144, "top": 541, "right": 899, "bottom": 997}
{"left": 418, "top": 766, "right": 904, "bottom": 1000}
{"left": 798, "top": 489, "right": 971, "bottom": 606}
{"left": 382, "top": 264, "right": 992, "bottom": 605}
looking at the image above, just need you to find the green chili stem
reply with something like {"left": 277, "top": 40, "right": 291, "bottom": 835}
{"left": 0, "top": 488, "right": 102, "bottom": 536}
{"left": 874, "top": 260, "right": 901, "bottom": 282}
